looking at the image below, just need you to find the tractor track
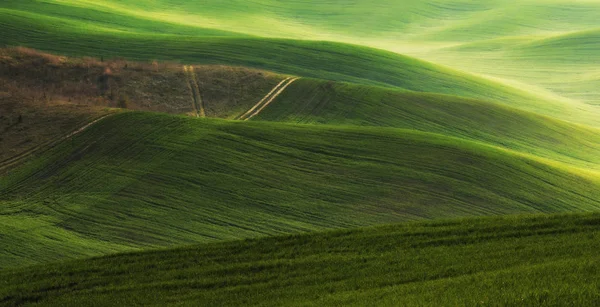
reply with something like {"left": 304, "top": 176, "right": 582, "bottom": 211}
{"left": 0, "top": 114, "right": 114, "bottom": 174}
{"left": 183, "top": 65, "right": 206, "bottom": 118}
{"left": 237, "top": 77, "right": 300, "bottom": 121}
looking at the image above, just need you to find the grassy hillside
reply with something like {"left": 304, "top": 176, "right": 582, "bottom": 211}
{"left": 1, "top": 112, "right": 600, "bottom": 268}
{"left": 0, "top": 2, "right": 599, "bottom": 303}
{"left": 252, "top": 79, "right": 600, "bottom": 170}
{"left": 3, "top": 7, "right": 599, "bottom": 126}
{"left": 2, "top": 213, "right": 600, "bottom": 306}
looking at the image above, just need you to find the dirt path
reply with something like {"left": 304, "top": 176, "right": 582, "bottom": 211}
{"left": 183, "top": 65, "right": 206, "bottom": 118}
{"left": 237, "top": 77, "right": 299, "bottom": 121}
{"left": 0, "top": 114, "right": 114, "bottom": 174}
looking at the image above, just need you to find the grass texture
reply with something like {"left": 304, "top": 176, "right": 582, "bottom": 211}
{"left": 1, "top": 213, "right": 600, "bottom": 306}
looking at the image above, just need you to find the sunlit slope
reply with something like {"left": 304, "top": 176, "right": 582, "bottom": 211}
{"left": 2, "top": 213, "right": 600, "bottom": 306}
{"left": 2, "top": 112, "right": 600, "bottom": 267}
{"left": 421, "top": 28, "right": 600, "bottom": 105}
{"left": 513, "top": 29, "right": 600, "bottom": 64}
{"left": 13, "top": 0, "right": 600, "bottom": 46}
{"left": 0, "top": 0, "right": 245, "bottom": 37}
{"left": 2, "top": 8, "right": 598, "bottom": 125}
{"left": 253, "top": 79, "right": 600, "bottom": 170}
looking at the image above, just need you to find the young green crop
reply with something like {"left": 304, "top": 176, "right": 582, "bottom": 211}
{"left": 2, "top": 213, "right": 599, "bottom": 306}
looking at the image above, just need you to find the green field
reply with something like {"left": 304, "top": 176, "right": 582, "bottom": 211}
{"left": 1, "top": 112, "right": 600, "bottom": 268}
{"left": 1, "top": 0, "right": 600, "bottom": 305}
{"left": 2, "top": 213, "right": 600, "bottom": 306}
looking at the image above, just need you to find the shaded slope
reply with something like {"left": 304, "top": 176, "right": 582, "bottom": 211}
{"left": 253, "top": 79, "right": 600, "bottom": 170}
{"left": 1, "top": 112, "right": 600, "bottom": 267}
{"left": 2, "top": 8, "right": 597, "bottom": 125}
{"left": 2, "top": 213, "right": 600, "bottom": 306}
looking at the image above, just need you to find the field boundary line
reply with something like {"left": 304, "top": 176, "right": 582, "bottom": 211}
{"left": 0, "top": 114, "right": 114, "bottom": 174}
{"left": 244, "top": 77, "right": 300, "bottom": 121}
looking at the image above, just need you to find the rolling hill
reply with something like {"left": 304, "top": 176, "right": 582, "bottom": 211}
{"left": 251, "top": 78, "right": 600, "bottom": 170}
{"left": 1, "top": 112, "right": 600, "bottom": 268}
{"left": 1, "top": 1, "right": 600, "bottom": 304}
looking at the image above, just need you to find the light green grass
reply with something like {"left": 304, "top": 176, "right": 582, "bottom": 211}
{"left": 1, "top": 213, "right": 600, "bottom": 306}
{"left": 420, "top": 27, "right": 600, "bottom": 106}
{"left": 19, "top": 0, "right": 600, "bottom": 44}
{"left": 1, "top": 112, "right": 599, "bottom": 268}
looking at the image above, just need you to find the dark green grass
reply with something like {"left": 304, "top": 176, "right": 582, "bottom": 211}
{"left": 1, "top": 112, "right": 599, "bottom": 268}
{"left": 2, "top": 213, "right": 600, "bottom": 306}
{"left": 1, "top": 7, "right": 593, "bottom": 125}
{"left": 254, "top": 78, "right": 600, "bottom": 170}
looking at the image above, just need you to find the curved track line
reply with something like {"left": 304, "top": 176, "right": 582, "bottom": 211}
{"left": 244, "top": 77, "right": 300, "bottom": 121}
{"left": 0, "top": 114, "right": 114, "bottom": 173}
{"left": 236, "top": 77, "right": 292, "bottom": 120}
